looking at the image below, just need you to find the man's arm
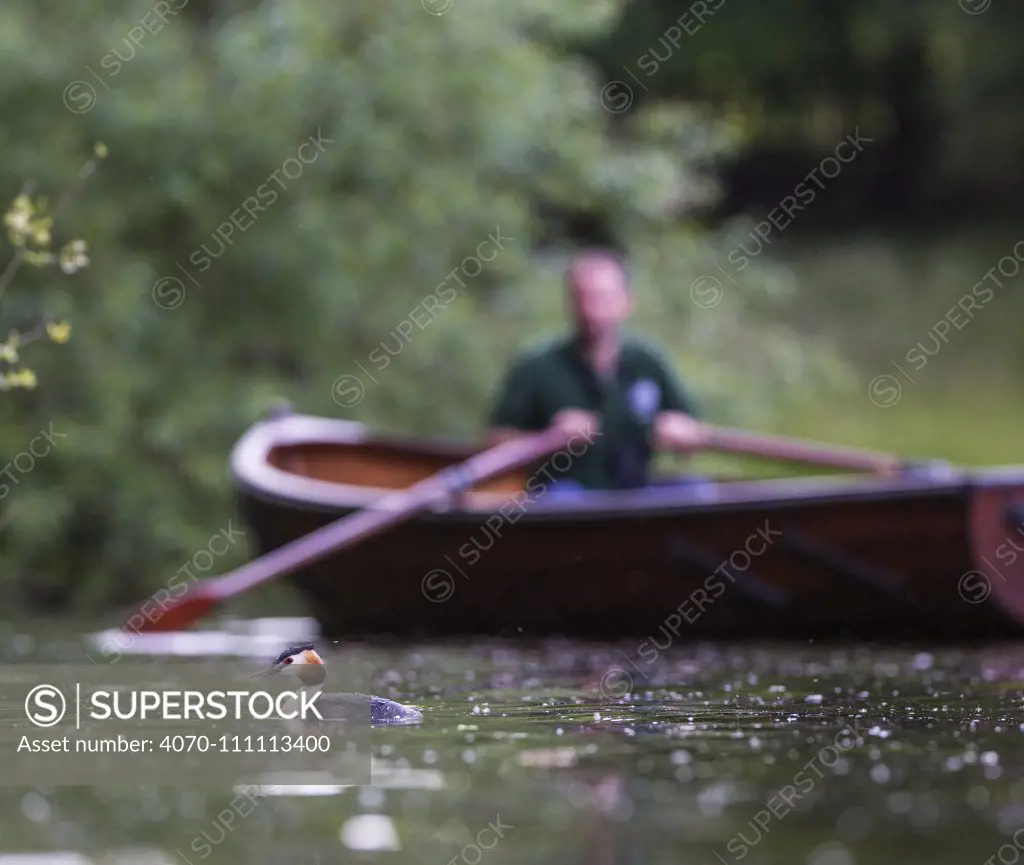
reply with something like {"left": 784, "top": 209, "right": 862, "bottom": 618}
{"left": 647, "top": 346, "right": 707, "bottom": 452}
{"left": 652, "top": 347, "right": 699, "bottom": 418}
{"left": 486, "top": 355, "right": 543, "bottom": 446}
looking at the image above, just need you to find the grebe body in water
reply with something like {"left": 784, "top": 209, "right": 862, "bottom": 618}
{"left": 251, "top": 644, "right": 423, "bottom": 726}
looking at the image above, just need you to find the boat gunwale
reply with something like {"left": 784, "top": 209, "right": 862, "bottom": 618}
{"left": 230, "top": 412, "right": 1024, "bottom": 522}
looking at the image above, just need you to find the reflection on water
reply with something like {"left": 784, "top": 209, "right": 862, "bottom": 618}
{"left": 0, "top": 617, "right": 1023, "bottom": 864}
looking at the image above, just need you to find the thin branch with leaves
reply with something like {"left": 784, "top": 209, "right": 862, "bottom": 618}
{"left": 0, "top": 142, "right": 107, "bottom": 391}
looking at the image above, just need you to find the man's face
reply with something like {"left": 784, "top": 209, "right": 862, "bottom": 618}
{"left": 567, "top": 259, "right": 632, "bottom": 341}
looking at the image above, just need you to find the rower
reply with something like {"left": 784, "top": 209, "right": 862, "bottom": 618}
{"left": 486, "top": 249, "right": 708, "bottom": 494}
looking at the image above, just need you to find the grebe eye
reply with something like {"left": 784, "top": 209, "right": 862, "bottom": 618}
{"left": 284, "top": 657, "right": 293, "bottom": 664}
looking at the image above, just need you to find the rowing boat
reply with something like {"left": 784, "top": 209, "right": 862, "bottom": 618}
{"left": 230, "top": 408, "right": 1024, "bottom": 641}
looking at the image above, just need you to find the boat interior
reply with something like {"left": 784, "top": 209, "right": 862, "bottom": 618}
{"left": 267, "top": 440, "right": 528, "bottom": 494}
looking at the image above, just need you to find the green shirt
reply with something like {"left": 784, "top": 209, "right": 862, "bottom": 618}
{"left": 489, "top": 334, "right": 699, "bottom": 489}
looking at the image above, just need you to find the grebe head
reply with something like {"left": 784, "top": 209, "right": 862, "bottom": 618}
{"left": 251, "top": 643, "right": 326, "bottom": 687}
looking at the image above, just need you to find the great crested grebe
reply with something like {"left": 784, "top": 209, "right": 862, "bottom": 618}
{"left": 251, "top": 643, "right": 423, "bottom": 726}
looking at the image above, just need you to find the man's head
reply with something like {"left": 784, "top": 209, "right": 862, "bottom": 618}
{"left": 565, "top": 250, "right": 633, "bottom": 343}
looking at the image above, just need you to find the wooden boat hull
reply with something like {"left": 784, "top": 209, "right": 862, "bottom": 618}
{"left": 231, "top": 411, "right": 1024, "bottom": 642}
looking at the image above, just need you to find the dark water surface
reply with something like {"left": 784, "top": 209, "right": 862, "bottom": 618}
{"left": 1, "top": 618, "right": 1023, "bottom": 864}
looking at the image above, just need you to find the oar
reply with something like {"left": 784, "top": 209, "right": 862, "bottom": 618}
{"left": 699, "top": 425, "right": 903, "bottom": 474}
{"left": 122, "top": 426, "right": 570, "bottom": 634}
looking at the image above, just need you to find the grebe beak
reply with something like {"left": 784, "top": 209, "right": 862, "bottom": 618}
{"left": 250, "top": 662, "right": 284, "bottom": 678}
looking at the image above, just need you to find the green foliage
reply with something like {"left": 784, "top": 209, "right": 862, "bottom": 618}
{"left": 0, "top": 0, "right": 848, "bottom": 611}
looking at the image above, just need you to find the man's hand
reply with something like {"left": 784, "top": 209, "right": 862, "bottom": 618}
{"left": 653, "top": 411, "right": 708, "bottom": 452}
{"left": 551, "top": 408, "right": 600, "bottom": 441}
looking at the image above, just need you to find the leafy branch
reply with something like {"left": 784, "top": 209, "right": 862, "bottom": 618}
{"left": 0, "top": 142, "right": 107, "bottom": 391}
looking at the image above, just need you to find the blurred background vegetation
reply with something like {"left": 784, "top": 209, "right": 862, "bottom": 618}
{"left": 1, "top": 0, "right": 1021, "bottom": 616}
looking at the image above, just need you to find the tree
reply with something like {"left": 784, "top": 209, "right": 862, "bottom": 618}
{"left": 0, "top": 0, "right": 845, "bottom": 612}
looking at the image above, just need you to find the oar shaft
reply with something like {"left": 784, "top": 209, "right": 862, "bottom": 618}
{"left": 212, "top": 427, "right": 568, "bottom": 598}
{"left": 211, "top": 498, "right": 424, "bottom": 599}
{"left": 126, "top": 426, "right": 570, "bottom": 631}
{"left": 703, "top": 426, "right": 901, "bottom": 474}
